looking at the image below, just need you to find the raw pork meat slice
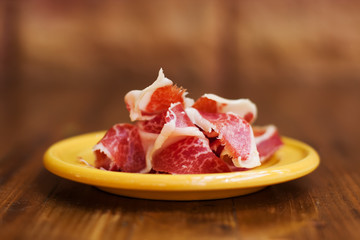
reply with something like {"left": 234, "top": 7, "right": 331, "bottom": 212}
{"left": 125, "top": 69, "right": 194, "bottom": 121}
{"left": 136, "top": 111, "right": 167, "bottom": 134}
{"left": 124, "top": 69, "right": 195, "bottom": 172}
{"left": 192, "top": 94, "right": 257, "bottom": 123}
{"left": 135, "top": 111, "right": 167, "bottom": 173}
{"left": 152, "top": 136, "right": 231, "bottom": 174}
{"left": 186, "top": 108, "right": 260, "bottom": 169}
{"left": 93, "top": 124, "right": 146, "bottom": 172}
{"left": 150, "top": 103, "right": 231, "bottom": 174}
{"left": 253, "top": 125, "right": 283, "bottom": 162}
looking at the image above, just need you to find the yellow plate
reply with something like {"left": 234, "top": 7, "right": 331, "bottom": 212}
{"left": 43, "top": 131, "right": 320, "bottom": 201}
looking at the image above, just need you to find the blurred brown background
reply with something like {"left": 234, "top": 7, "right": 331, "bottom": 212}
{"left": 1, "top": 0, "right": 360, "bottom": 155}
{"left": 3, "top": 0, "right": 360, "bottom": 85}
{"left": 1, "top": 0, "right": 360, "bottom": 152}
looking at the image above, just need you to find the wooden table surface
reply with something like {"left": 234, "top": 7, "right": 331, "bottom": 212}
{"left": 1, "top": 80, "right": 359, "bottom": 239}
{"left": 1, "top": 1, "right": 360, "bottom": 239}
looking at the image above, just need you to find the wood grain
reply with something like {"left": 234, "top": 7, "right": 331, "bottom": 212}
{"left": 1, "top": 0, "right": 360, "bottom": 239}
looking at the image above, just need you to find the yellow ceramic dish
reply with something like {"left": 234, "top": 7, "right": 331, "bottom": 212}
{"left": 43, "top": 131, "right": 320, "bottom": 201}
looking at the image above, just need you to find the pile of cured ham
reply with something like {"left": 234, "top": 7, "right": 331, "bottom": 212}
{"left": 93, "top": 69, "right": 283, "bottom": 174}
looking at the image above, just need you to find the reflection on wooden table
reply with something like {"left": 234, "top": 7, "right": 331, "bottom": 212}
{"left": 1, "top": 1, "right": 359, "bottom": 239}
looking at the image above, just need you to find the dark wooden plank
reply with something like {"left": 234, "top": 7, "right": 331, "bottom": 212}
{"left": 1, "top": 84, "right": 359, "bottom": 239}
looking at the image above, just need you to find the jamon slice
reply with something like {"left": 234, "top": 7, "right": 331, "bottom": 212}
{"left": 135, "top": 129, "right": 160, "bottom": 173}
{"left": 136, "top": 111, "right": 167, "bottom": 134}
{"left": 186, "top": 108, "right": 260, "bottom": 169}
{"left": 125, "top": 69, "right": 194, "bottom": 121}
{"left": 192, "top": 94, "right": 257, "bottom": 123}
{"left": 93, "top": 124, "right": 146, "bottom": 172}
{"left": 150, "top": 103, "right": 231, "bottom": 174}
{"left": 253, "top": 125, "right": 283, "bottom": 162}
{"left": 134, "top": 111, "right": 167, "bottom": 173}
{"left": 210, "top": 125, "right": 283, "bottom": 165}
{"left": 153, "top": 136, "right": 231, "bottom": 174}
{"left": 124, "top": 69, "right": 194, "bottom": 172}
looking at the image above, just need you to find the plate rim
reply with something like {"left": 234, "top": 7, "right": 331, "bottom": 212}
{"left": 43, "top": 132, "right": 320, "bottom": 192}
